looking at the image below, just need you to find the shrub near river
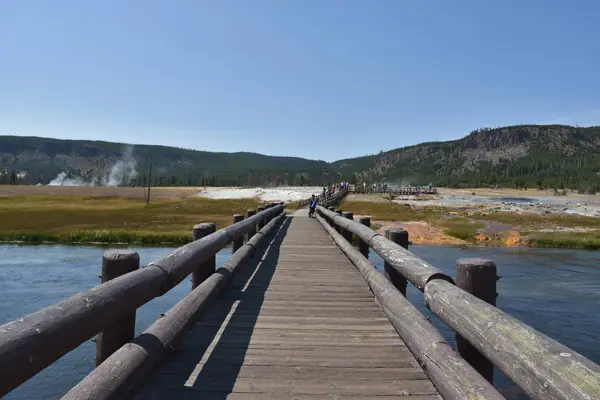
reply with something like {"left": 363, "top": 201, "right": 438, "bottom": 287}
{"left": 0, "top": 193, "right": 263, "bottom": 245}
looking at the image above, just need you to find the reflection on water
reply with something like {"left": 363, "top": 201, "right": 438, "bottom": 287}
{"left": 0, "top": 244, "right": 599, "bottom": 399}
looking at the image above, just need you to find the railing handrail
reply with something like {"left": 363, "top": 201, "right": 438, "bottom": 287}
{"left": 314, "top": 212, "right": 504, "bottom": 400}
{"left": 0, "top": 203, "right": 285, "bottom": 398}
{"left": 62, "top": 209, "right": 287, "bottom": 400}
{"left": 316, "top": 204, "right": 600, "bottom": 400}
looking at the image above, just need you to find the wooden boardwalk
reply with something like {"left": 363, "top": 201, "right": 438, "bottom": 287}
{"left": 136, "top": 211, "right": 440, "bottom": 399}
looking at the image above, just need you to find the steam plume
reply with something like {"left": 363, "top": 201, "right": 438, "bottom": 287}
{"left": 47, "top": 146, "right": 139, "bottom": 187}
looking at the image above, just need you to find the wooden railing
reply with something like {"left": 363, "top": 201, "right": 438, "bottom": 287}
{"left": 352, "top": 186, "right": 438, "bottom": 195}
{"left": 315, "top": 205, "right": 600, "bottom": 400}
{"left": 0, "top": 202, "right": 286, "bottom": 399}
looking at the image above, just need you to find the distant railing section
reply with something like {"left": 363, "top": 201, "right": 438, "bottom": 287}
{"left": 352, "top": 185, "right": 438, "bottom": 195}
{"left": 0, "top": 202, "right": 286, "bottom": 399}
{"left": 297, "top": 185, "right": 349, "bottom": 209}
{"left": 315, "top": 204, "right": 600, "bottom": 400}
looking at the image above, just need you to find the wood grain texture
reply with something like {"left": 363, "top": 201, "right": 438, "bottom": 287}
{"left": 134, "top": 215, "right": 440, "bottom": 399}
{"left": 425, "top": 279, "right": 600, "bottom": 400}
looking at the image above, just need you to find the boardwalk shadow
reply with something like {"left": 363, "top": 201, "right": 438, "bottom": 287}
{"left": 160, "top": 215, "right": 291, "bottom": 396}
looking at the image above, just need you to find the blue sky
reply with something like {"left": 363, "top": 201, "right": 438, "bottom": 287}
{"left": 1, "top": 0, "right": 599, "bottom": 161}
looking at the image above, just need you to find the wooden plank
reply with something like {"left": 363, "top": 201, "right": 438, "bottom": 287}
{"left": 157, "top": 365, "right": 428, "bottom": 380}
{"left": 165, "top": 355, "right": 419, "bottom": 369}
{"left": 139, "top": 391, "right": 442, "bottom": 400}
{"left": 153, "top": 377, "right": 438, "bottom": 396}
{"left": 203, "top": 309, "right": 384, "bottom": 318}
{"left": 196, "top": 322, "right": 397, "bottom": 331}
{"left": 190, "top": 327, "right": 400, "bottom": 339}
{"left": 213, "top": 300, "right": 383, "bottom": 307}
{"left": 179, "top": 338, "right": 408, "bottom": 347}
{"left": 199, "top": 315, "right": 391, "bottom": 324}
{"left": 234, "top": 287, "right": 375, "bottom": 295}
{"left": 208, "top": 301, "right": 383, "bottom": 309}
{"left": 173, "top": 346, "right": 413, "bottom": 359}
{"left": 220, "top": 293, "right": 377, "bottom": 301}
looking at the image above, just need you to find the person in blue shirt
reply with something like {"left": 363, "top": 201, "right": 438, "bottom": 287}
{"left": 309, "top": 194, "right": 317, "bottom": 218}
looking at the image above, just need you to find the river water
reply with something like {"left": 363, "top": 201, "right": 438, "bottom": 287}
{"left": 0, "top": 243, "right": 598, "bottom": 399}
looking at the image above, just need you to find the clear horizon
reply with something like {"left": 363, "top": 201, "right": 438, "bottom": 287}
{"left": 2, "top": 1, "right": 599, "bottom": 162}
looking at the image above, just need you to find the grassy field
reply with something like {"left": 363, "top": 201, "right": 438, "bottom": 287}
{"left": 525, "top": 231, "right": 600, "bottom": 250}
{"left": 338, "top": 199, "right": 600, "bottom": 250}
{"left": 3, "top": 185, "right": 599, "bottom": 249}
{"left": 0, "top": 189, "right": 266, "bottom": 245}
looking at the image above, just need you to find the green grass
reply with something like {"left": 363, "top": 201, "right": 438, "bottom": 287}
{"left": 527, "top": 231, "right": 600, "bottom": 250}
{"left": 438, "top": 220, "right": 485, "bottom": 242}
{"left": 0, "top": 231, "right": 192, "bottom": 246}
{"left": 0, "top": 195, "right": 265, "bottom": 245}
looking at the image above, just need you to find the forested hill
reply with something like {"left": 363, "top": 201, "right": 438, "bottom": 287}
{"left": 1, "top": 124, "right": 600, "bottom": 190}
{"left": 353, "top": 125, "right": 600, "bottom": 191}
{"left": 0, "top": 136, "right": 336, "bottom": 186}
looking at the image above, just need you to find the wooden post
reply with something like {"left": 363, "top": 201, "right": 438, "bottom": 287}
{"left": 95, "top": 250, "right": 140, "bottom": 367}
{"left": 341, "top": 211, "right": 353, "bottom": 243}
{"left": 257, "top": 206, "right": 266, "bottom": 230}
{"left": 455, "top": 258, "right": 497, "bottom": 383}
{"left": 192, "top": 222, "right": 216, "bottom": 289}
{"left": 246, "top": 209, "right": 257, "bottom": 241}
{"left": 232, "top": 214, "right": 244, "bottom": 253}
{"left": 384, "top": 229, "right": 408, "bottom": 296}
{"left": 358, "top": 216, "right": 371, "bottom": 258}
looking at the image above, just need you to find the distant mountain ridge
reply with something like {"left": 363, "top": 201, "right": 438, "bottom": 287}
{"left": 353, "top": 124, "right": 600, "bottom": 190}
{"left": 1, "top": 124, "right": 599, "bottom": 190}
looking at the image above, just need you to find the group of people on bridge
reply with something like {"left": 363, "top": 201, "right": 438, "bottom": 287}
{"left": 322, "top": 181, "right": 349, "bottom": 199}
{"left": 307, "top": 181, "right": 349, "bottom": 217}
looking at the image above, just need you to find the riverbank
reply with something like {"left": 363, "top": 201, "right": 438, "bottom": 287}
{"left": 341, "top": 189, "right": 600, "bottom": 249}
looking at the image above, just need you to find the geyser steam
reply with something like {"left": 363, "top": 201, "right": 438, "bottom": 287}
{"left": 47, "top": 146, "right": 139, "bottom": 187}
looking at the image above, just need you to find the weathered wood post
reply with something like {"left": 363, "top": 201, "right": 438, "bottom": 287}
{"left": 384, "top": 229, "right": 408, "bottom": 296}
{"left": 192, "top": 222, "right": 216, "bottom": 289}
{"left": 95, "top": 250, "right": 140, "bottom": 367}
{"left": 257, "top": 206, "right": 266, "bottom": 230}
{"left": 358, "top": 216, "right": 371, "bottom": 258}
{"left": 341, "top": 211, "right": 353, "bottom": 243}
{"left": 335, "top": 209, "right": 342, "bottom": 233}
{"left": 232, "top": 214, "right": 244, "bottom": 253}
{"left": 455, "top": 258, "right": 497, "bottom": 383}
{"left": 246, "top": 209, "right": 257, "bottom": 241}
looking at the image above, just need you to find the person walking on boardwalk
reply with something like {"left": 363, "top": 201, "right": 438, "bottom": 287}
{"left": 308, "top": 194, "right": 317, "bottom": 218}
